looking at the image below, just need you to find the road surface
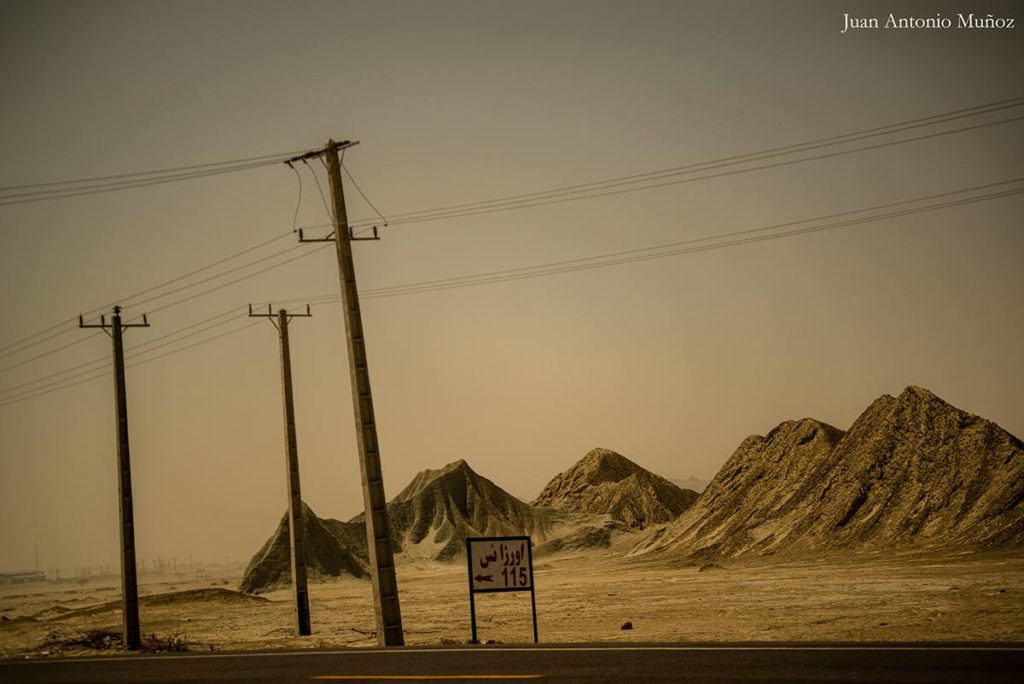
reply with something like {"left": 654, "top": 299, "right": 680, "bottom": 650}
{"left": 1, "top": 642, "right": 1022, "bottom": 683}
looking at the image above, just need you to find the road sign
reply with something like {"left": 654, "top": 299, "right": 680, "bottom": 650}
{"left": 468, "top": 537, "right": 533, "bottom": 591}
{"left": 466, "top": 536, "right": 537, "bottom": 643}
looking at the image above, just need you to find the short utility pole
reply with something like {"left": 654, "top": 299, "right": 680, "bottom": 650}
{"left": 289, "top": 139, "right": 404, "bottom": 647}
{"left": 79, "top": 305, "right": 149, "bottom": 650}
{"left": 249, "top": 303, "right": 313, "bottom": 636}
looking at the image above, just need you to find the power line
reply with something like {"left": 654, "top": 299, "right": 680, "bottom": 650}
{"left": 280, "top": 179, "right": 1024, "bottom": 303}
{"left": 304, "top": 159, "right": 334, "bottom": 222}
{"left": 143, "top": 244, "right": 332, "bottom": 315}
{"left": 0, "top": 350, "right": 108, "bottom": 397}
{"left": 0, "top": 319, "right": 263, "bottom": 409}
{"left": 0, "top": 317, "right": 80, "bottom": 361}
{"left": 283, "top": 112, "right": 1024, "bottom": 265}
{"left": 3, "top": 98, "right": 1020, "bottom": 364}
{"left": 0, "top": 159, "right": 280, "bottom": 206}
{"left": 363, "top": 188, "right": 1024, "bottom": 299}
{"left": 287, "top": 163, "right": 304, "bottom": 233}
{"left": 0, "top": 242, "right": 328, "bottom": 375}
{"left": 0, "top": 306, "right": 244, "bottom": 398}
{"left": 129, "top": 319, "right": 262, "bottom": 369}
{"left": 0, "top": 308, "right": 250, "bottom": 404}
{"left": 3, "top": 181, "right": 1018, "bottom": 410}
{"left": 358, "top": 114, "right": 1024, "bottom": 229}
{"left": 0, "top": 231, "right": 292, "bottom": 360}
{"left": 0, "top": 147, "right": 314, "bottom": 193}
{"left": 3, "top": 104, "right": 1017, "bottom": 372}
{"left": 299, "top": 95, "right": 1024, "bottom": 231}
{"left": 121, "top": 243, "right": 308, "bottom": 312}
{"left": 0, "top": 332, "right": 103, "bottom": 377}
{"left": 342, "top": 162, "right": 389, "bottom": 227}
{"left": 297, "top": 113, "right": 1024, "bottom": 235}
{"left": 123, "top": 309, "right": 248, "bottom": 360}
{"left": 362, "top": 177, "right": 1024, "bottom": 296}
{"left": 0, "top": 311, "right": 256, "bottom": 404}
{"left": 0, "top": 145, "right": 328, "bottom": 205}
{"left": 0, "top": 366, "right": 111, "bottom": 407}
{"left": 0, "top": 355, "right": 119, "bottom": 404}
{"left": 117, "top": 232, "right": 294, "bottom": 312}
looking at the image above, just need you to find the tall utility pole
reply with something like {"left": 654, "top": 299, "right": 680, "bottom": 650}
{"left": 291, "top": 139, "right": 404, "bottom": 647}
{"left": 79, "top": 305, "right": 149, "bottom": 650}
{"left": 249, "top": 303, "right": 313, "bottom": 636}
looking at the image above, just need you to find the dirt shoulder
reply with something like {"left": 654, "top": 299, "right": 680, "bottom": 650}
{"left": 1, "top": 550, "right": 1021, "bottom": 659}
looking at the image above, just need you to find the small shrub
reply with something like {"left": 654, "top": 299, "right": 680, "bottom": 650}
{"left": 42, "top": 628, "right": 121, "bottom": 651}
{"left": 143, "top": 633, "right": 189, "bottom": 652}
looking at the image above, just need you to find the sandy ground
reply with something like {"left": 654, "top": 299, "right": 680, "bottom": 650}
{"left": 1, "top": 548, "right": 1022, "bottom": 658}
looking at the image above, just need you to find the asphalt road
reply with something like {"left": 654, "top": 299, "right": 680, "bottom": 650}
{"left": 1, "top": 643, "right": 1022, "bottom": 683}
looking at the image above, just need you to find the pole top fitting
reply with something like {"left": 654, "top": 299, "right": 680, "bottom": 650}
{"left": 113, "top": 305, "right": 121, "bottom": 315}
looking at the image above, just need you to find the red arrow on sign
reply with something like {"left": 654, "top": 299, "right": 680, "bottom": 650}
{"left": 474, "top": 574, "right": 493, "bottom": 583}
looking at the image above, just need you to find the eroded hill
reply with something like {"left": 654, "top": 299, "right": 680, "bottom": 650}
{"left": 533, "top": 448, "right": 698, "bottom": 527}
{"left": 382, "top": 459, "right": 564, "bottom": 560}
{"left": 636, "top": 386, "right": 1024, "bottom": 560}
{"left": 239, "top": 503, "right": 368, "bottom": 593}
{"left": 241, "top": 460, "right": 619, "bottom": 593}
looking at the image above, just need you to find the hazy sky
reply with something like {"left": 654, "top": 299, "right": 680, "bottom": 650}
{"left": 1, "top": 0, "right": 1021, "bottom": 573}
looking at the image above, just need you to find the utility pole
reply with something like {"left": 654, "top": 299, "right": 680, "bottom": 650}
{"left": 291, "top": 139, "right": 403, "bottom": 647}
{"left": 249, "top": 303, "right": 313, "bottom": 636}
{"left": 79, "top": 305, "right": 149, "bottom": 650}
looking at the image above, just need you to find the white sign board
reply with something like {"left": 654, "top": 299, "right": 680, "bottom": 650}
{"left": 468, "top": 537, "right": 533, "bottom": 591}
{"left": 466, "top": 535, "right": 538, "bottom": 643}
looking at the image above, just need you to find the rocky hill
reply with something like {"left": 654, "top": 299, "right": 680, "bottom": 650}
{"left": 241, "top": 460, "right": 613, "bottom": 593}
{"left": 533, "top": 448, "right": 699, "bottom": 527}
{"left": 239, "top": 503, "right": 369, "bottom": 593}
{"left": 636, "top": 386, "right": 1024, "bottom": 560}
{"left": 383, "top": 459, "right": 564, "bottom": 560}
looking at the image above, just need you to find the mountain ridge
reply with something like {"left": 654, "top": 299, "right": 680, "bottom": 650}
{"left": 239, "top": 502, "right": 369, "bottom": 593}
{"left": 241, "top": 385, "right": 1024, "bottom": 593}
{"left": 635, "top": 385, "right": 1024, "bottom": 560}
{"left": 532, "top": 448, "right": 699, "bottom": 527}
{"left": 240, "top": 459, "right": 615, "bottom": 592}
{"left": 381, "top": 459, "right": 563, "bottom": 560}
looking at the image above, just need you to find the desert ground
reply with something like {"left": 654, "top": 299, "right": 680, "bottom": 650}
{"left": 1, "top": 545, "right": 1022, "bottom": 659}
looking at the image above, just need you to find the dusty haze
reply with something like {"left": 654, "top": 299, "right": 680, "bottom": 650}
{"left": 0, "top": 0, "right": 1022, "bottom": 574}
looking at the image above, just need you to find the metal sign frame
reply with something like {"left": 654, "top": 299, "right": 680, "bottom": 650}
{"left": 466, "top": 535, "right": 538, "bottom": 644}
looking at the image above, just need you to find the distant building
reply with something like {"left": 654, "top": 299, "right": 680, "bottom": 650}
{"left": 0, "top": 570, "right": 47, "bottom": 585}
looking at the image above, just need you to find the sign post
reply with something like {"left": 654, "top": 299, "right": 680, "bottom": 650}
{"left": 466, "top": 536, "right": 537, "bottom": 644}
